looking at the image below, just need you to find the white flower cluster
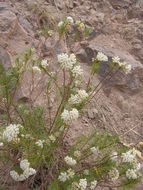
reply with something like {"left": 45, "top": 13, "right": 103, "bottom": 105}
{"left": 58, "top": 172, "right": 67, "bottom": 182}
{"left": 41, "top": 59, "right": 48, "bottom": 68}
{"left": 49, "top": 135, "right": 56, "bottom": 143}
{"left": 61, "top": 108, "right": 79, "bottom": 125}
{"left": 108, "top": 168, "right": 119, "bottom": 181}
{"left": 112, "top": 56, "right": 131, "bottom": 74}
{"left": 57, "top": 53, "right": 76, "bottom": 70}
{"left": 90, "top": 146, "right": 99, "bottom": 156}
{"left": 10, "top": 159, "right": 36, "bottom": 181}
{"left": 132, "top": 160, "right": 141, "bottom": 171}
{"left": 66, "top": 16, "right": 74, "bottom": 24}
{"left": 96, "top": 52, "right": 108, "bottom": 62}
{"left": 58, "top": 21, "right": 64, "bottom": 28}
{"left": 78, "top": 178, "right": 87, "bottom": 190}
{"left": 76, "top": 20, "right": 85, "bottom": 32}
{"left": 121, "top": 149, "right": 141, "bottom": 180}
{"left": 125, "top": 64, "right": 132, "bottom": 74}
{"left": 121, "top": 148, "right": 136, "bottom": 163}
{"left": 74, "top": 150, "right": 81, "bottom": 158}
{"left": 32, "top": 66, "right": 41, "bottom": 73}
{"left": 58, "top": 169, "right": 75, "bottom": 182}
{"left": 58, "top": 16, "right": 74, "bottom": 28}
{"left": 3, "top": 124, "right": 23, "bottom": 142}
{"left": 35, "top": 140, "right": 45, "bottom": 148}
{"left": 112, "top": 56, "right": 120, "bottom": 64}
{"left": 47, "top": 30, "right": 53, "bottom": 37}
{"left": 126, "top": 169, "right": 138, "bottom": 180}
{"left": 90, "top": 180, "right": 97, "bottom": 190}
{"left": 68, "top": 90, "right": 88, "bottom": 105}
{"left": 72, "top": 65, "right": 83, "bottom": 78}
{"left": 64, "top": 156, "right": 77, "bottom": 166}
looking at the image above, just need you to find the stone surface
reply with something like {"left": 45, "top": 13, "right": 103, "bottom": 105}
{"left": 0, "top": 46, "right": 12, "bottom": 70}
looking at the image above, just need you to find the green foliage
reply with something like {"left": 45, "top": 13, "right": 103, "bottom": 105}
{"left": 0, "top": 64, "right": 19, "bottom": 103}
{"left": 39, "top": 26, "right": 53, "bottom": 38}
{"left": 0, "top": 18, "right": 140, "bottom": 189}
{"left": 91, "top": 60, "right": 101, "bottom": 74}
{"left": 120, "top": 178, "right": 141, "bottom": 190}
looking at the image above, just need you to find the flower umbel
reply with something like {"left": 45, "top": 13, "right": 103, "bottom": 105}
{"left": 108, "top": 168, "right": 119, "bottom": 181}
{"left": 61, "top": 108, "right": 79, "bottom": 125}
{"left": 64, "top": 156, "right": 77, "bottom": 166}
{"left": 96, "top": 52, "right": 108, "bottom": 62}
{"left": 10, "top": 159, "right": 36, "bottom": 182}
{"left": 122, "top": 149, "right": 136, "bottom": 163}
{"left": 3, "top": 124, "right": 23, "bottom": 142}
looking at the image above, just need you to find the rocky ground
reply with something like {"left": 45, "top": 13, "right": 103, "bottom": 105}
{"left": 0, "top": 0, "right": 143, "bottom": 189}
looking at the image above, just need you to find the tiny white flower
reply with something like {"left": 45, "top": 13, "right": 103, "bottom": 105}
{"left": 20, "top": 159, "right": 30, "bottom": 171}
{"left": 72, "top": 182, "right": 79, "bottom": 189}
{"left": 126, "top": 169, "right": 138, "bottom": 180}
{"left": 125, "top": 64, "right": 132, "bottom": 74}
{"left": 10, "top": 170, "right": 20, "bottom": 181}
{"left": 3, "top": 124, "right": 23, "bottom": 142}
{"left": 66, "top": 16, "right": 74, "bottom": 24}
{"left": 74, "top": 150, "right": 81, "bottom": 158}
{"left": 68, "top": 94, "right": 79, "bottom": 105}
{"left": 23, "top": 168, "right": 36, "bottom": 178}
{"left": 67, "top": 168, "right": 75, "bottom": 179}
{"left": 58, "top": 21, "right": 64, "bottom": 28}
{"left": 64, "top": 156, "right": 77, "bottom": 166}
{"left": 77, "top": 90, "right": 88, "bottom": 100}
{"left": 132, "top": 160, "right": 141, "bottom": 171}
{"left": 10, "top": 159, "right": 36, "bottom": 182}
{"left": 58, "top": 53, "right": 68, "bottom": 65}
{"left": 48, "top": 30, "right": 53, "bottom": 36}
{"left": 32, "top": 66, "right": 41, "bottom": 73}
{"left": 75, "top": 20, "right": 81, "bottom": 25}
{"left": 90, "top": 147, "right": 99, "bottom": 155}
{"left": 35, "top": 140, "right": 45, "bottom": 148}
{"left": 119, "top": 61, "right": 127, "bottom": 67}
{"left": 50, "top": 71, "right": 56, "bottom": 77}
{"left": 28, "top": 168, "right": 36, "bottom": 176}
{"left": 61, "top": 108, "right": 79, "bottom": 125}
{"left": 122, "top": 149, "right": 136, "bottom": 163}
{"left": 57, "top": 53, "right": 76, "bottom": 70}
{"left": 58, "top": 172, "right": 67, "bottom": 182}
{"left": 70, "top": 108, "right": 79, "bottom": 121}
{"left": 72, "top": 65, "right": 83, "bottom": 78}
{"left": 61, "top": 109, "right": 70, "bottom": 124}
{"left": 96, "top": 52, "right": 108, "bottom": 62}
{"left": 78, "top": 178, "right": 87, "bottom": 190}
{"left": 49, "top": 135, "right": 56, "bottom": 143}
{"left": 69, "top": 53, "right": 77, "bottom": 65}
{"left": 109, "top": 168, "right": 119, "bottom": 181}
{"left": 112, "top": 56, "right": 120, "bottom": 64}
{"left": 90, "top": 180, "right": 97, "bottom": 190}
{"left": 18, "top": 174, "right": 27, "bottom": 181}
{"left": 41, "top": 59, "right": 48, "bottom": 68}
{"left": 76, "top": 20, "right": 85, "bottom": 32}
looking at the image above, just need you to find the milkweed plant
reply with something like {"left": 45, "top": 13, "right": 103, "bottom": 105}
{"left": 0, "top": 16, "right": 142, "bottom": 190}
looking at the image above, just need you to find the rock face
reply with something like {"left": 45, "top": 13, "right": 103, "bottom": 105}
{"left": 0, "top": 46, "right": 12, "bottom": 70}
